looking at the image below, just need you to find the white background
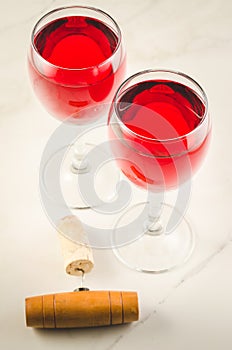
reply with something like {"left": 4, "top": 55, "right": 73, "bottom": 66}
{"left": 1, "top": 0, "right": 232, "bottom": 349}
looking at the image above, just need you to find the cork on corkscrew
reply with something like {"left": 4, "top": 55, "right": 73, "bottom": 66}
{"left": 25, "top": 215, "right": 139, "bottom": 328}
{"left": 57, "top": 215, "right": 94, "bottom": 276}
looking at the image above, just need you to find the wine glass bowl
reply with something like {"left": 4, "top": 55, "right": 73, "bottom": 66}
{"left": 28, "top": 6, "right": 125, "bottom": 124}
{"left": 109, "top": 69, "right": 210, "bottom": 192}
{"left": 108, "top": 69, "right": 211, "bottom": 273}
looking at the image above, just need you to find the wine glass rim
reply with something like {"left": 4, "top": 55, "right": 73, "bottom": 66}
{"left": 30, "top": 5, "right": 122, "bottom": 72}
{"left": 113, "top": 69, "right": 209, "bottom": 143}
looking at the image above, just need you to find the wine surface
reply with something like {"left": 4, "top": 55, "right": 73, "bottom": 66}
{"left": 117, "top": 80, "right": 205, "bottom": 140}
{"left": 34, "top": 16, "right": 118, "bottom": 69}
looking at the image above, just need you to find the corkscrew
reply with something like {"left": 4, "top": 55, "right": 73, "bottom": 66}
{"left": 25, "top": 216, "right": 139, "bottom": 329}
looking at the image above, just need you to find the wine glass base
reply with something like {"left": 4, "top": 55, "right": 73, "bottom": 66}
{"left": 41, "top": 143, "right": 120, "bottom": 209}
{"left": 113, "top": 202, "right": 195, "bottom": 273}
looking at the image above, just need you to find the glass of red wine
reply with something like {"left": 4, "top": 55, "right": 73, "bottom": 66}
{"left": 28, "top": 6, "right": 126, "bottom": 209}
{"left": 108, "top": 69, "right": 211, "bottom": 273}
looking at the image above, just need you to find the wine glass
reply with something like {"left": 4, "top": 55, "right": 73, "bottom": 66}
{"left": 28, "top": 6, "right": 126, "bottom": 209}
{"left": 108, "top": 69, "right": 211, "bottom": 273}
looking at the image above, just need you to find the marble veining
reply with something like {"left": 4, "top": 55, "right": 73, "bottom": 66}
{"left": 105, "top": 233, "right": 232, "bottom": 349}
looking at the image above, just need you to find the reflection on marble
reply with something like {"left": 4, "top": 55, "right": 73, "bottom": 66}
{"left": 1, "top": 0, "right": 232, "bottom": 349}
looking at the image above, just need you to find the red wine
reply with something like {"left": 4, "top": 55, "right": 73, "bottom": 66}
{"left": 29, "top": 16, "right": 125, "bottom": 122}
{"left": 109, "top": 80, "right": 210, "bottom": 190}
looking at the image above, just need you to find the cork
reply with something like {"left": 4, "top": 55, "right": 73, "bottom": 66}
{"left": 57, "top": 216, "right": 94, "bottom": 276}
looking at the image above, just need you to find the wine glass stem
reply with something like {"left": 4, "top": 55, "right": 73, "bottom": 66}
{"left": 145, "top": 193, "right": 164, "bottom": 236}
{"left": 71, "top": 141, "right": 90, "bottom": 174}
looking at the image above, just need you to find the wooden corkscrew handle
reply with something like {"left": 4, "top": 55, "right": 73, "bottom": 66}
{"left": 25, "top": 290, "right": 139, "bottom": 328}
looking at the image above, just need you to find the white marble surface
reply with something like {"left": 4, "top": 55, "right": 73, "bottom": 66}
{"left": 1, "top": 0, "right": 232, "bottom": 349}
